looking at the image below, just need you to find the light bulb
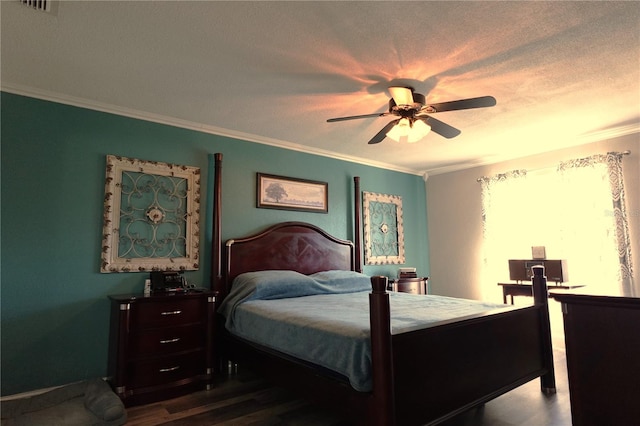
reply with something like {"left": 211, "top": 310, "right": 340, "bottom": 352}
{"left": 407, "top": 119, "right": 431, "bottom": 143}
{"left": 386, "top": 118, "right": 411, "bottom": 142}
{"left": 386, "top": 118, "right": 430, "bottom": 143}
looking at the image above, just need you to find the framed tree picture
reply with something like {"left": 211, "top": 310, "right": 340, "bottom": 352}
{"left": 257, "top": 173, "right": 328, "bottom": 213}
{"left": 101, "top": 155, "right": 201, "bottom": 273}
{"left": 363, "top": 191, "right": 405, "bottom": 265}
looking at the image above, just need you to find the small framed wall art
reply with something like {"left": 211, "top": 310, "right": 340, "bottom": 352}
{"left": 101, "top": 155, "right": 201, "bottom": 273}
{"left": 363, "top": 191, "right": 405, "bottom": 265}
{"left": 256, "top": 173, "right": 328, "bottom": 213}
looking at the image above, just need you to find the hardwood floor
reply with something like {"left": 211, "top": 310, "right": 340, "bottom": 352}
{"left": 127, "top": 301, "right": 572, "bottom": 426}
{"left": 126, "top": 372, "right": 350, "bottom": 426}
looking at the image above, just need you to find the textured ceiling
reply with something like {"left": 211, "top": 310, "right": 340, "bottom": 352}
{"left": 2, "top": 1, "right": 639, "bottom": 174}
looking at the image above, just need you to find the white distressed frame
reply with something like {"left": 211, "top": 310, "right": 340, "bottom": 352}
{"left": 363, "top": 191, "right": 405, "bottom": 265}
{"left": 101, "top": 155, "right": 201, "bottom": 273}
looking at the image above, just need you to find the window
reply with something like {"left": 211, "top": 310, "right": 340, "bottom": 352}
{"left": 480, "top": 153, "right": 633, "bottom": 299}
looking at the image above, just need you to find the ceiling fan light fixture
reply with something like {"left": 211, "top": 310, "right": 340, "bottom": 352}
{"left": 386, "top": 118, "right": 431, "bottom": 143}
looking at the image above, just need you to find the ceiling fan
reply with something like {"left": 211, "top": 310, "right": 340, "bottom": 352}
{"left": 327, "top": 87, "right": 496, "bottom": 144}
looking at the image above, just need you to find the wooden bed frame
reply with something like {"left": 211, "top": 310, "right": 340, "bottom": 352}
{"left": 209, "top": 153, "right": 555, "bottom": 425}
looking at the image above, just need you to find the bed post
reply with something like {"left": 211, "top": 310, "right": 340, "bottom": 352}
{"left": 354, "top": 177, "right": 362, "bottom": 273}
{"left": 210, "top": 153, "right": 223, "bottom": 294}
{"left": 369, "top": 276, "right": 395, "bottom": 425}
{"left": 531, "top": 265, "right": 556, "bottom": 393}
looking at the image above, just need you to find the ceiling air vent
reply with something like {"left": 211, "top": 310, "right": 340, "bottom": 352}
{"left": 20, "top": 0, "right": 56, "bottom": 13}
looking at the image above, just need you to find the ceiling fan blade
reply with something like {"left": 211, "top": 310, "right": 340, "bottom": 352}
{"left": 389, "top": 86, "right": 414, "bottom": 107}
{"left": 368, "top": 119, "right": 400, "bottom": 144}
{"left": 327, "top": 112, "right": 388, "bottom": 122}
{"left": 426, "top": 96, "right": 496, "bottom": 113}
{"left": 419, "top": 116, "right": 461, "bottom": 139}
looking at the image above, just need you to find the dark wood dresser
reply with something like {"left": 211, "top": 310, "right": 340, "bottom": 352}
{"left": 390, "top": 277, "right": 429, "bottom": 295}
{"left": 108, "top": 291, "right": 216, "bottom": 406}
{"left": 551, "top": 293, "right": 640, "bottom": 425}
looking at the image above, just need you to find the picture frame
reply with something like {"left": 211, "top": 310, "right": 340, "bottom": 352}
{"left": 257, "top": 173, "right": 328, "bottom": 213}
{"left": 363, "top": 191, "right": 405, "bottom": 265}
{"left": 101, "top": 155, "right": 201, "bottom": 273}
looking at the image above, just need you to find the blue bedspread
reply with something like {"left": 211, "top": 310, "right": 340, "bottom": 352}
{"left": 219, "top": 270, "right": 509, "bottom": 392}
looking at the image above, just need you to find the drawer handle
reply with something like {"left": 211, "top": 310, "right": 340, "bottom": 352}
{"left": 159, "top": 366, "right": 180, "bottom": 373}
{"left": 159, "top": 338, "right": 180, "bottom": 344}
{"left": 160, "top": 310, "right": 182, "bottom": 316}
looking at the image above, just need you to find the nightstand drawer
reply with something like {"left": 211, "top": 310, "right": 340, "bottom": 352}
{"left": 396, "top": 282, "right": 421, "bottom": 294}
{"left": 390, "top": 277, "right": 429, "bottom": 295}
{"left": 132, "top": 298, "right": 205, "bottom": 328}
{"left": 129, "top": 326, "right": 205, "bottom": 357}
{"left": 127, "top": 351, "right": 205, "bottom": 388}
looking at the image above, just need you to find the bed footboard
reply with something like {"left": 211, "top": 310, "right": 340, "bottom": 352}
{"left": 369, "top": 273, "right": 555, "bottom": 426}
{"left": 392, "top": 305, "right": 548, "bottom": 424}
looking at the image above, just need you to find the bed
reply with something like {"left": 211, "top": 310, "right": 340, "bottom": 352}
{"left": 209, "top": 153, "right": 555, "bottom": 425}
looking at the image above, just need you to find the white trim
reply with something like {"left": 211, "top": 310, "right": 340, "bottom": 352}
{"left": 426, "top": 123, "right": 640, "bottom": 176}
{"left": 578, "top": 124, "right": 640, "bottom": 144}
{"left": 0, "top": 83, "right": 422, "bottom": 176}
{"left": 1, "top": 386, "right": 61, "bottom": 401}
{"left": 5, "top": 83, "right": 636, "bottom": 177}
{"left": 0, "top": 379, "right": 98, "bottom": 401}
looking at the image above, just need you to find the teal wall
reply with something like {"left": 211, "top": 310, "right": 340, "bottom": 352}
{"left": 1, "top": 92, "right": 429, "bottom": 395}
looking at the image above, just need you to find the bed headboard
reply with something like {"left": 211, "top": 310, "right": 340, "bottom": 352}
{"left": 209, "top": 154, "right": 363, "bottom": 299}
{"left": 223, "top": 221, "right": 355, "bottom": 297}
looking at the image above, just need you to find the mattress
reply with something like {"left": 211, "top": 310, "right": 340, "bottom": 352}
{"left": 219, "top": 270, "right": 510, "bottom": 392}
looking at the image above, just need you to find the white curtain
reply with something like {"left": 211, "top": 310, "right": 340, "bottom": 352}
{"left": 480, "top": 152, "right": 634, "bottom": 300}
{"left": 479, "top": 170, "right": 529, "bottom": 301}
{"left": 557, "top": 153, "right": 634, "bottom": 296}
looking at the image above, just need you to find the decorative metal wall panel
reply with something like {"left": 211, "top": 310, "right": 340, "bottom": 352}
{"left": 101, "top": 155, "right": 200, "bottom": 273}
{"left": 363, "top": 191, "right": 405, "bottom": 265}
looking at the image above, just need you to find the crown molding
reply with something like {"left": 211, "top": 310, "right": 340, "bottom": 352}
{"left": 1, "top": 83, "right": 422, "bottom": 176}
{"left": 422, "top": 124, "right": 639, "bottom": 176}
{"left": 6, "top": 83, "right": 634, "bottom": 178}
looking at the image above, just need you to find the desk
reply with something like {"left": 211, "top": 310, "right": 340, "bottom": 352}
{"left": 498, "top": 282, "right": 585, "bottom": 304}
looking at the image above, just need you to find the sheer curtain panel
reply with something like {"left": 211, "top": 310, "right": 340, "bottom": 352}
{"left": 480, "top": 152, "right": 634, "bottom": 299}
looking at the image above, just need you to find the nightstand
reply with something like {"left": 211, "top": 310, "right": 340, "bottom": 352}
{"left": 389, "top": 277, "right": 429, "bottom": 295}
{"left": 108, "top": 291, "right": 215, "bottom": 406}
